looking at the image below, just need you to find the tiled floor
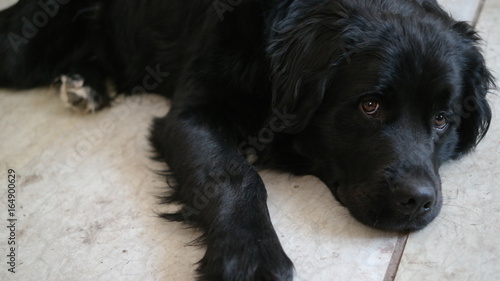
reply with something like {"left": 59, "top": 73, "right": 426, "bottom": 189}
{"left": 0, "top": 1, "right": 498, "bottom": 281}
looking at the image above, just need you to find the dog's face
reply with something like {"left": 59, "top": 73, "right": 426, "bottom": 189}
{"left": 269, "top": 4, "right": 493, "bottom": 232}
{"left": 304, "top": 50, "right": 464, "bottom": 231}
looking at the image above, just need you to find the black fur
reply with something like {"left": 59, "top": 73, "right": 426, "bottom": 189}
{"left": 0, "top": 0, "right": 494, "bottom": 280}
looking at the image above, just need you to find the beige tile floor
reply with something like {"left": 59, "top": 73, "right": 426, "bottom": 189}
{"left": 0, "top": 1, "right": 498, "bottom": 281}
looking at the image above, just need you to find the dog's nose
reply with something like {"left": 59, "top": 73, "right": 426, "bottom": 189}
{"left": 393, "top": 183, "right": 435, "bottom": 217}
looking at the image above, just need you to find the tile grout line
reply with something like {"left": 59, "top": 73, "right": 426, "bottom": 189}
{"left": 382, "top": 233, "right": 409, "bottom": 281}
{"left": 473, "top": 0, "right": 486, "bottom": 26}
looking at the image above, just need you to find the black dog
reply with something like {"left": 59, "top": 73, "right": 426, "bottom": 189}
{"left": 0, "top": 0, "right": 494, "bottom": 280}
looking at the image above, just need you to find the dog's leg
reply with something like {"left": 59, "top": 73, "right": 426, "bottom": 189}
{"left": 0, "top": 0, "right": 112, "bottom": 103}
{"left": 151, "top": 108, "right": 294, "bottom": 281}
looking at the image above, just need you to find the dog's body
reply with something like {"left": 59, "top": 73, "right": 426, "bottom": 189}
{"left": 0, "top": 0, "right": 494, "bottom": 280}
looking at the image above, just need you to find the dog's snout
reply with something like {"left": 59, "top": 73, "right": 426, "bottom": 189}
{"left": 393, "top": 182, "right": 435, "bottom": 217}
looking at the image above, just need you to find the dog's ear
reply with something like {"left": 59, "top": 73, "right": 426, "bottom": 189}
{"left": 415, "top": 0, "right": 443, "bottom": 14}
{"left": 453, "top": 22, "right": 495, "bottom": 157}
{"left": 267, "top": 4, "right": 347, "bottom": 134}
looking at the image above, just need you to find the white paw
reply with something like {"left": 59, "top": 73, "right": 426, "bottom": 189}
{"left": 56, "top": 75, "right": 99, "bottom": 113}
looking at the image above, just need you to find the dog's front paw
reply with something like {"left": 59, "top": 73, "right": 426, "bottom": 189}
{"left": 198, "top": 236, "right": 294, "bottom": 281}
{"left": 54, "top": 74, "right": 104, "bottom": 113}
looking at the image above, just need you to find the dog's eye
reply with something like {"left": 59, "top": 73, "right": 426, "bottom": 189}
{"left": 361, "top": 100, "right": 380, "bottom": 116}
{"left": 434, "top": 114, "right": 448, "bottom": 130}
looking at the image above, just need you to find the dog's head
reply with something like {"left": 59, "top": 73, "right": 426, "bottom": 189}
{"left": 268, "top": 1, "right": 494, "bottom": 231}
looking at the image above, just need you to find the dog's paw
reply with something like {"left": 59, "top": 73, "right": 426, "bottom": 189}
{"left": 55, "top": 75, "right": 103, "bottom": 113}
{"left": 198, "top": 236, "right": 294, "bottom": 281}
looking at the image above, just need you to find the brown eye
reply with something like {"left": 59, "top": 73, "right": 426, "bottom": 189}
{"left": 361, "top": 100, "right": 380, "bottom": 116}
{"left": 434, "top": 114, "right": 448, "bottom": 130}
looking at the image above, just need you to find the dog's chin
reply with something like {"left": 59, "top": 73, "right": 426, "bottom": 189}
{"left": 353, "top": 212, "right": 439, "bottom": 232}
{"left": 344, "top": 201, "right": 443, "bottom": 232}
{"left": 331, "top": 185, "right": 443, "bottom": 232}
